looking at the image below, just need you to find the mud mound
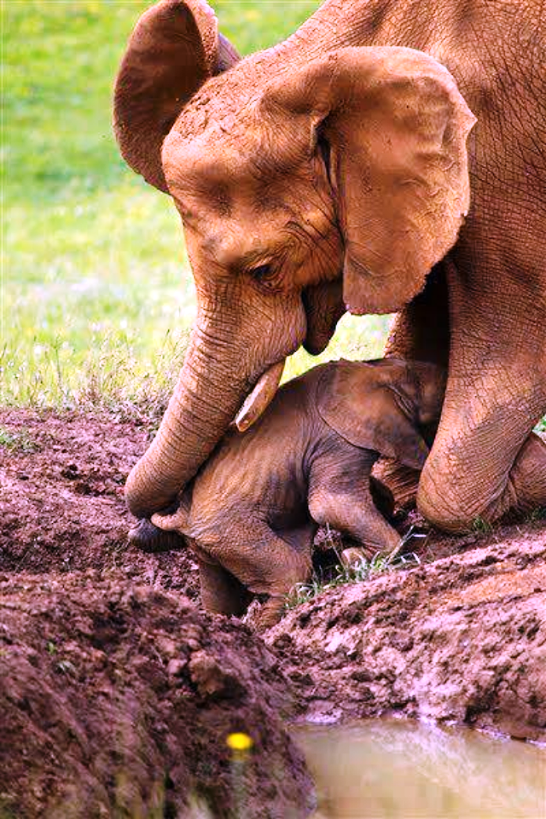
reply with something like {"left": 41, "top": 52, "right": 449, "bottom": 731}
{"left": 0, "top": 572, "right": 313, "bottom": 818}
{"left": 0, "top": 409, "right": 199, "bottom": 600}
{"left": 268, "top": 526, "right": 546, "bottom": 741}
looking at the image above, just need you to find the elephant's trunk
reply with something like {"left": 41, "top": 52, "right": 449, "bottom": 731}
{"left": 125, "top": 321, "right": 252, "bottom": 519}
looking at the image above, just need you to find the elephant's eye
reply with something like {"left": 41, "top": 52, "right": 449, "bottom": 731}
{"left": 248, "top": 263, "right": 274, "bottom": 282}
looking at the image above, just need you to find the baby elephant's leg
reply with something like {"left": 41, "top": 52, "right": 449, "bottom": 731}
{"left": 197, "top": 557, "right": 253, "bottom": 617}
{"left": 309, "top": 447, "right": 402, "bottom": 561}
{"left": 217, "top": 522, "right": 313, "bottom": 630}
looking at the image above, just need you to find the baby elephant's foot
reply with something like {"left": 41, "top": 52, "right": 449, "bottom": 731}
{"left": 341, "top": 537, "right": 404, "bottom": 568}
{"left": 128, "top": 518, "right": 185, "bottom": 552}
{"left": 340, "top": 546, "right": 372, "bottom": 567}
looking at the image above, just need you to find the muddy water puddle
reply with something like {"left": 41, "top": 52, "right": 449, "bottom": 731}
{"left": 293, "top": 720, "right": 546, "bottom": 818}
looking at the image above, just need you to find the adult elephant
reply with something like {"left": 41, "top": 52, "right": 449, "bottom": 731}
{"left": 114, "top": 0, "right": 546, "bottom": 536}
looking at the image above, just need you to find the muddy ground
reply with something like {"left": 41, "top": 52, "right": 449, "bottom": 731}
{"left": 1, "top": 408, "right": 545, "bottom": 816}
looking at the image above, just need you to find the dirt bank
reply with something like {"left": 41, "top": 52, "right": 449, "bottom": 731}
{"left": 1, "top": 408, "right": 545, "bottom": 816}
{"left": 0, "top": 407, "right": 199, "bottom": 598}
{"left": 268, "top": 528, "right": 546, "bottom": 741}
{"left": 0, "top": 573, "right": 312, "bottom": 818}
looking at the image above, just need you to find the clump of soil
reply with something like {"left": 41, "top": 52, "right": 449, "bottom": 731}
{"left": 0, "top": 572, "right": 313, "bottom": 818}
{"left": 268, "top": 526, "right": 546, "bottom": 741}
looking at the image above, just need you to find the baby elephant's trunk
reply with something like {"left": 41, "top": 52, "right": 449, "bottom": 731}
{"left": 413, "top": 362, "right": 448, "bottom": 425}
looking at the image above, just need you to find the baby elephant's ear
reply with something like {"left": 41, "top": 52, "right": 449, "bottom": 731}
{"left": 317, "top": 363, "right": 429, "bottom": 470}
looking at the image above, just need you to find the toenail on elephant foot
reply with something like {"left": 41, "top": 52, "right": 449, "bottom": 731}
{"left": 127, "top": 518, "right": 186, "bottom": 553}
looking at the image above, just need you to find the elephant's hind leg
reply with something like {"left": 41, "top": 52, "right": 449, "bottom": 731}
{"left": 308, "top": 449, "right": 402, "bottom": 558}
{"left": 310, "top": 486, "right": 401, "bottom": 557}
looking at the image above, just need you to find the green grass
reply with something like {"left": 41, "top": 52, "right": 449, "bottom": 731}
{"left": 2, "top": 0, "right": 390, "bottom": 410}
{"left": 3, "top": 2, "right": 543, "bottom": 434}
{"left": 286, "top": 552, "right": 421, "bottom": 611}
{"left": 0, "top": 426, "right": 39, "bottom": 453}
{"left": 285, "top": 525, "right": 423, "bottom": 611}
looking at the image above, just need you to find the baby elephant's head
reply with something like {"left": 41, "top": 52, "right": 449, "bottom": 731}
{"left": 318, "top": 358, "right": 447, "bottom": 472}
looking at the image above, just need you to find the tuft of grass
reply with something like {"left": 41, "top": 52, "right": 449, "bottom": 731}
{"left": 286, "top": 548, "right": 421, "bottom": 610}
{"left": 0, "top": 426, "right": 39, "bottom": 453}
{"left": 2, "top": 328, "right": 189, "bottom": 428}
{"left": 472, "top": 516, "right": 493, "bottom": 535}
{"left": 527, "top": 507, "right": 546, "bottom": 522}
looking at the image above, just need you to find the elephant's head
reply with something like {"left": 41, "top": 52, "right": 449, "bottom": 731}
{"left": 114, "top": 0, "right": 475, "bottom": 519}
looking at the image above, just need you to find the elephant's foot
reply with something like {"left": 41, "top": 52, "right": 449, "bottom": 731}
{"left": 491, "top": 432, "right": 546, "bottom": 521}
{"left": 419, "top": 432, "right": 546, "bottom": 533}
{"left": 199, "top": 559, "right": 253, "bottom": 617}
{"left": 254, "top": 595, "right": 287, "bottom": 631}
{"left": 128, "top": 518, "right": 186, "bottom": 552}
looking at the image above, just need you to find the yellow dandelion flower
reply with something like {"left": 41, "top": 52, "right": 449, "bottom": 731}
{"left": 226, "top": 732, "right": 254, "bottom": 752}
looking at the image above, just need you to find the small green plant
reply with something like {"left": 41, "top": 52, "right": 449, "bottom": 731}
{"left": 286, "top": 548, "right": 421, "bottom": 610}
{"left": 527, "top": 506, "right": 546, "bottom": 522}
{"left": 0, "top": 427, "right": 39, "bottom": 453}
{"left": 472, "top": 516, "right": 493, "bottom": 535}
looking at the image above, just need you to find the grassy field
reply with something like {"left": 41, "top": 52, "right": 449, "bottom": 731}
{"left": 3, "top": 1, "right": 544, "bottom": 432}
{"left": 3, "top": 0, "right": 389, "bottom": 414}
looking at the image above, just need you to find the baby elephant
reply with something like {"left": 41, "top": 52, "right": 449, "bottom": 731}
{"left": 152, "top": 358, "right": 446, "bottom": 629}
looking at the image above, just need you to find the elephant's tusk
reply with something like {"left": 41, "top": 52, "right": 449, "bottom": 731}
{"left": 234, "top": 360, "right": 285, "bottom": 432}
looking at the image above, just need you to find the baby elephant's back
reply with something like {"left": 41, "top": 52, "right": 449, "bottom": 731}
{"left": 190, "top": 368, "right": 322, "bottom": 515}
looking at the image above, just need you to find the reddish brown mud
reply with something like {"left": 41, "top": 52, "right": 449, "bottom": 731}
{"left": 1, "top": 409, "right": 545, "bottom": 817}
{"left": 0, "top": 573, "right": 312, "bottom": 818}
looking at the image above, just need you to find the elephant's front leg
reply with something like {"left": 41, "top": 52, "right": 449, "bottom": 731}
{"left": 197, "top": 556, "right": 253, "bottom": 617}
{"left": 415, "top": 341, "right": 546, "bottom": 531}
{"left": 420, "top": 423, "right": 546, "bottom": 532}
{"left": 417, "top": 270, "right": 546, "bottom": 530}
{"left": 210, "top": 521, "right": 313, "bottom": 631}
{"left": 388, "top": 253, "right": 546, "bottom": 531}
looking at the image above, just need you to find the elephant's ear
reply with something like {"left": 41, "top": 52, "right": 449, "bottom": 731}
{"left": 265, "top": 47, "right": 476, "bottom": 314}
{"left": 317, "top": 361, "right": 430, "bottom": 470}
{"left": 114, "top": 0, "right": 240, "bottom": 192}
